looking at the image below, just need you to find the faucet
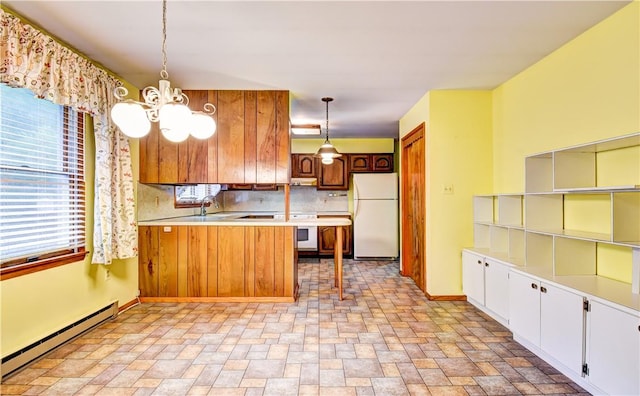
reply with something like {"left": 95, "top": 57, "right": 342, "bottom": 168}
{"left": 199, "top": 195, "right": 219, "bottom": 216}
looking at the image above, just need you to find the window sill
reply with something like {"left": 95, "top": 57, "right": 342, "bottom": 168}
{"left": 0, "top": 251, "right": 90, "bottom": 281}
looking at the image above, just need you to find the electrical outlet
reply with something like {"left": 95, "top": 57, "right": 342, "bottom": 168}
{"left": 105, "top": 268, "right": 110, "bottom": 280}
{"left": 443, "top": 184, "right": 454, "bottom": 195}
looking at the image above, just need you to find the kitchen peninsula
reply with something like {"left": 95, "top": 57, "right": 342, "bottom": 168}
{"left": 137, "top": 213, "right": 351, "bottom": 302}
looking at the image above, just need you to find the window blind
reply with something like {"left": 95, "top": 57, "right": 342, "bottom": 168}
{"left": 175, "top": 184, "right": 222, "bottom": 205}
{"left": 0, "top": 85, "right": 85, "bottom": 266}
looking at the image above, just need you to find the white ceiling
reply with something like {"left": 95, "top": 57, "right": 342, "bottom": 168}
{"left": 3, "top": 0, "right": 631, "bottom": 138}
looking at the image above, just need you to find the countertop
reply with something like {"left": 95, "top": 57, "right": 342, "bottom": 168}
{"left": 138, "top": 212, "right": 351, "bottom": 227}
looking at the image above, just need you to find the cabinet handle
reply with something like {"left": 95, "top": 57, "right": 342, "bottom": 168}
{"left": 531, "top": 283, "right": 538, "bottom": 290}
{"left": 540, "top": 286, "right": 547, "bottom": 293}
{"left": 485, "top": 263, "right": 489, "bottom": 267}
{"left": 147, "top": 260, "right": 153, "bottom": 275}
{"left": 477, "top": 260, "right": 482, "bottom": 264}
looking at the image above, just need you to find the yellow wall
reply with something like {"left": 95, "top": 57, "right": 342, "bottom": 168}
{"left": 399, "top": 0, "right": 638, "bottom": 293}
{"left": 399, "top": 91, "right": 493, "bottom": 296}
{"left": 492, "top": 1, "right": 640, "bottom": 193}
{"left": 291, "top": 138, "right": 395, "bottom": 154}
{"left": 0, "top": 80, "right": 140, "bottom": 357}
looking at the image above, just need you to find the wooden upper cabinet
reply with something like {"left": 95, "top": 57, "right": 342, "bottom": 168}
{"left": 139, "top": 90, "right": 289, "bottom": 185}
{"left": 291, "top": 154, "right": 317, "bottom": 178}
{"left": 348, "top": 153, "right": 394, "bottom": 173}
{"left": 372, "top": 154, "right": 394, "bottom": 172}
{"left": 349, "top": 154, "right": 371, "bottom": 173}
{"left": 317, "top": 156, "right": 349, "bottom": 190}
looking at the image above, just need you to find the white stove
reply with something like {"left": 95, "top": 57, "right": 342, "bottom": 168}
{"left": 274, "top": 213, "right": 318, "bottom": 251}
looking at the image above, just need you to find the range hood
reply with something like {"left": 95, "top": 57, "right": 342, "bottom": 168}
{"left": 290, "top": 177, "right": 317, "bottom": 186}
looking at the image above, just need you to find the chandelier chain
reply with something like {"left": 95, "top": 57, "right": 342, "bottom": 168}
{"left": 160, "top": 0, "right": 168, "bottom": 80}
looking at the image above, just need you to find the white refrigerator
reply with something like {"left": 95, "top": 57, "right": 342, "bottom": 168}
{"left": 352, "top": 173, "right": 399, "bottom": 259}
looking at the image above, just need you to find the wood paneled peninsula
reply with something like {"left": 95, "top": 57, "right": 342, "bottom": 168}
{"left": 137, "top": 214, "right": 351, "bottom": 302}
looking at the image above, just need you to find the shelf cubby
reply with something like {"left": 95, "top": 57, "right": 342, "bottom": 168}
{"left": 612, "top": 192, "right": 640, "bottom": 246}
{"left": 474, "top": 223, "right": 491, "bottom": 249}
{"left": 563, "top": 193, "right": 611, "bottom": 240}
{"left": 508, "top": 228, "right": 525, "bottom": 264}
{"left": 490, "top": 226, "right": 509, "bottom": 255}
{"left": 473, "top": 195, "right": 494, "bottom": 223}
{"left": 554, "top": 237, "right": 596, "bottom": 276}
{"left": 525, "top": 231, "right": 553, "bottom": 271}
{"left": 496, "top": 194, "right": 523, "bottom": 227}
{"left": 525, "top": 194, "right": 563, "bottom": 232}
{"left": 596, "top": 244, "right": 636, "bottom": 286}
{"left": 525, "top": 153, "right": 553, "bottom": 193}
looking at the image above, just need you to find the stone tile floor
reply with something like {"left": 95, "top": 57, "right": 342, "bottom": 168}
{"left": 1, "top": 259, "right": 590, "bottom": 395}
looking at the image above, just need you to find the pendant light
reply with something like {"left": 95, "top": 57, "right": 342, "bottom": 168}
{"left": 110, "top": 0, "right": 216, "bottom": 142}
{"left": 315, "top": 97, "right": 341, "bottom": 165}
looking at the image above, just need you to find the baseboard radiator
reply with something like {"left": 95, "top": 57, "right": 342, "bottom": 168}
{"left": 1, "top": 301, "right": 118, "bottom": 379}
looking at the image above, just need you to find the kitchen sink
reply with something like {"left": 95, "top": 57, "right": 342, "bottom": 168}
{"left": 239, "top": 214, "right": 275, "bottom": 219}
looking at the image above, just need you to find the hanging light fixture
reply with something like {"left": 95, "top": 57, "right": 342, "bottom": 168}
{"left": 110, "top": 0, "right": 216, "bottom": 142}
{"left": 315, "top": 97, "right": 341, "bottom": 165}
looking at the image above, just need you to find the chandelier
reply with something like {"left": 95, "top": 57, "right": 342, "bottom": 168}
{"left": 314, "top": 97, "right": 341, "bottom": 165}
{"left": 110, "top": 0, "right": 216, "bottom": 143}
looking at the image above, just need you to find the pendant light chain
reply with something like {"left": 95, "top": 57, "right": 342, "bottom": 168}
{"left": 325, "top": 98, "right": 330, "bottom": 142}
{"left": 160, "top": 0, "right": 168, "bottom": 80}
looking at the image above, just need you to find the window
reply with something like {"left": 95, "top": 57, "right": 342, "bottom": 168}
{"left": 0, "top": 85, "right": 86, "bottom": 277}
{"left": 175, "top": 184, "right": 222, "bottom": 207}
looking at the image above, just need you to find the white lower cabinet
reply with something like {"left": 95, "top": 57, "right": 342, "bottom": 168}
{"left": 539, "top": 282, "right": 584, "bottom": 374}
{"left": 587, "top": 301, "right": 640, "bottom": 396}
{"left": 484, "top": 257, "right": 510, "bottom": 322}
{"left": 509, "top": 271, "right": 584, "bottom": 376}
{"left": 462, "top": 250, "right": 485, "bottom": 305}
{"left": 508, "top": 271, "right": 541, "bottom": 345}
{"left": 462, "top": 250, "right": 509, "bottom": 324}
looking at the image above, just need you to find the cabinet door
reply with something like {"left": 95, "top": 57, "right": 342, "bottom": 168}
{"left": 217, "top": 90, "right": 246, "bottom": 183}
{"left": 372, "top": 154, "right": 393, "bottom": 172}
{"left": 588, "top": 301, "right": 640, "bottom": 396}
{"left": 540, "top": 283, "right": 584, "bottom": 374}
{"left": 138, "top": 226, "right": 159, "bottom": 297}
{"left": 318, "top": 216, "right": 352, "bottom": 255}
{"left": 179, "top": 90, "right": 217, "bottom": 183}
{"left": 484, "top": 258, "right": 509, "bottom": 320}
{"left": 292, "top": 154, "right": 317, "bottom": 178}
{"left": 509, "top": 271, "right": 541, "bottom": 346}
{"left": 349, "top": 154, "right": 371, "bottom": 172}
{"left": 317, "top": 156, "right": 349, "bottom": 190}
{"left": 462, "top": 251, "right": 485, "bottom": 305}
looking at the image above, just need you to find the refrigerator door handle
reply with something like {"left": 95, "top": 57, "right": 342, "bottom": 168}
{"left": 353, "top": 183, "right": 360, "bottom": 217}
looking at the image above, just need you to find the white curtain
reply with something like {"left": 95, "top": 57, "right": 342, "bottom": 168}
{"left": 0, "top": 9, "right": 137, "bottom": 264}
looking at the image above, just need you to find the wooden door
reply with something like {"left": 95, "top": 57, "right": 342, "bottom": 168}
{"left": 317, "top": 156, "right": 349, "bottom": 190}
{"left": 401, "top": 123, "right": 425, "bottom": 291}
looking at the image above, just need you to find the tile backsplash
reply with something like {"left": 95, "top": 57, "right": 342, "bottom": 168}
{"left": 137, "top": 183, "right": 349, "bottom": 220}
{"left": 223, "top": 187, "right": 349, "bottom": 213}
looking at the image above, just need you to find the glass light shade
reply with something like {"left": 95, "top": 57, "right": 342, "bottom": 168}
{"left": 315, "top": 142, "right": 342, "bottom": 159}
{"left": 190, "top": 112, "right": 216, "bottom": 139}
{"left": 321, "top": 157, "right": 334, "bottom": 165}
{"left": 110, "top": 101, "right": 151, "bottom": 138}
{"left": 159, "top": 102, "right": 191, "bottom": 142}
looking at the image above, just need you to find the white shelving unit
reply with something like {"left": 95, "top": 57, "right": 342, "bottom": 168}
{"left": 466, "top": 132, "right": 640, "bottom": 396}
{"left": 470, "top": 132, "right": 640, "bottom": 300}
